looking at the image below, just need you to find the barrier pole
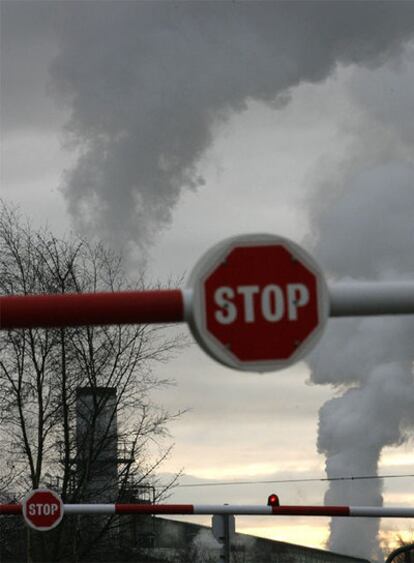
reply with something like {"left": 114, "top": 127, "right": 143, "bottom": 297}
{"left": 0, "top": 290, "right": 186, "bottom": 330}
{"left": 2, "top": 282, "right": 414, "bottom": 331}
{"left": 2, "top": 503, "right": 414, "bottom": 517}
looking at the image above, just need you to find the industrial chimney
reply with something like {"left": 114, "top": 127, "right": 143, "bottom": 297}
{"left": 76, "top": 387, "right": 118, "bottom": 503}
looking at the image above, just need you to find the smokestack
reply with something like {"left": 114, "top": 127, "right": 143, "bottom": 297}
{"left": 76, "top": 387, "right": 118, "bottom": 503}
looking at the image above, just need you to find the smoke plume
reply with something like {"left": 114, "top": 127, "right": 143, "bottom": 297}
{"left": 45, "top": 1, "right": 414, "bottom": 253}
{"left": 308, "top": 47, "right": 414, "bottom": 560}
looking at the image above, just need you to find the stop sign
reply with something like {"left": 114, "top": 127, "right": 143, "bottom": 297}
{"left": 23, "top": 488, "right": 63, "bottom": 531}
{"left": 187, "top": 234, "right": 329, "bottom": 372}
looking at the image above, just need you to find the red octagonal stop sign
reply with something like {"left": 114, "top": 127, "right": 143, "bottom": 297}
{"left": 23, "top": 488, "right": 63, "bottom": 531}
{"left": 188, "top": 234, "right": 329, "bottom": 372}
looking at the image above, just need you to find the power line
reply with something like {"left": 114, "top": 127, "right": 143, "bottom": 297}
{"left": 164, "top": 473, "right": 414, "bottom": 489}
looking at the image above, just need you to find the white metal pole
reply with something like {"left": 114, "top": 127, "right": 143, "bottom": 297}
{"left": 329, "top": 282, "right": 414, "bottom": 317}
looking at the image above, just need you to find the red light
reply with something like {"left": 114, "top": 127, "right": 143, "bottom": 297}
{"left": 267, "top": 494, "right": 280, "bottom": 507}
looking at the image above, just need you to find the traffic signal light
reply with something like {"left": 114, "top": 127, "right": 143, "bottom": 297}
{"left": 267, "top": 494, "right": 280, "bottom": 507}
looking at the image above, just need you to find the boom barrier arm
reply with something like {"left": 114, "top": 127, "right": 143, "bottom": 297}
{"left": 1, "top": 502, "right": 414, "bottom": 517}
{"left": 0, "top": 289, "right": 188, "bottom": 330}
{"left": 1, "top": 282, "right": 414, "bottom": 330}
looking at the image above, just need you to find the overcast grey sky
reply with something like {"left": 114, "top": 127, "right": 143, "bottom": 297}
{"left": 2, "top": 2, "right": 414, "bottom": 560}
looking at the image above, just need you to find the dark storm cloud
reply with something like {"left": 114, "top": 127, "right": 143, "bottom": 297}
{"left": 3, "top": 1, "right": 414, "bottom": 249}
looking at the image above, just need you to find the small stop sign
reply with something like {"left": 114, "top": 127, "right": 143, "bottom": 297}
{"left": 23, "top": 489, "right": 63, "bottom": 531}
{"left": 188, "top": 234, "right": 329, "bottom": 372}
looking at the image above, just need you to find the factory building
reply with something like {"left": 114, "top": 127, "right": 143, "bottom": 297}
{"left": 0, "top": 387, "right": 371, "bottom": 562}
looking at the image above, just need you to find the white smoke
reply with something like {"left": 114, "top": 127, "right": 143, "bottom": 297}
{"left": 44, "top": 1, "right": 414, "bottom": 255}
{"left": 308, "top": 46, "right": 414, "bottom": 560}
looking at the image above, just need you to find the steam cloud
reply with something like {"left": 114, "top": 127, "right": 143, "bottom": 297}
{"left": 46, "top": 1, "right": 414, "bottom": 254}
{"left": 308, "top": 50, "right": 414, "bottom": 560}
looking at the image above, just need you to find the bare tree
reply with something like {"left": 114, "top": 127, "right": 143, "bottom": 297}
{"left": 0, "top": 202, "right": 185, "bottom": 561}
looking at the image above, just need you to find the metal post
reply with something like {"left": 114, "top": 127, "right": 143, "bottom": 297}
{"left": 222, "top": 515, "right": 231, "bottom": 563}
{"left": 212, "top": 513, "right": 234, "bottom": 563}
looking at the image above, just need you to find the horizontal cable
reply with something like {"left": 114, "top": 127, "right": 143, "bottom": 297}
{"left": 163, "top": 473, "right": 414, "bottom": 489}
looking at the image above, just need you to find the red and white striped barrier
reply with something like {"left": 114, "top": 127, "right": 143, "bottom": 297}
{"left": 1, "top": 503, "right": 414, "bottom": 518}
{"left": 2, "top": 282, "right": 414, "bottom": 330}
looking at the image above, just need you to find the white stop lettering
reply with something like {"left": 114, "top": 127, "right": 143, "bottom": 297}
{"left": 28, "top": 503, "right": 58, "bottom": 516}
{"left": 214, "top": 283, "right": 310, "bottom": 324}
